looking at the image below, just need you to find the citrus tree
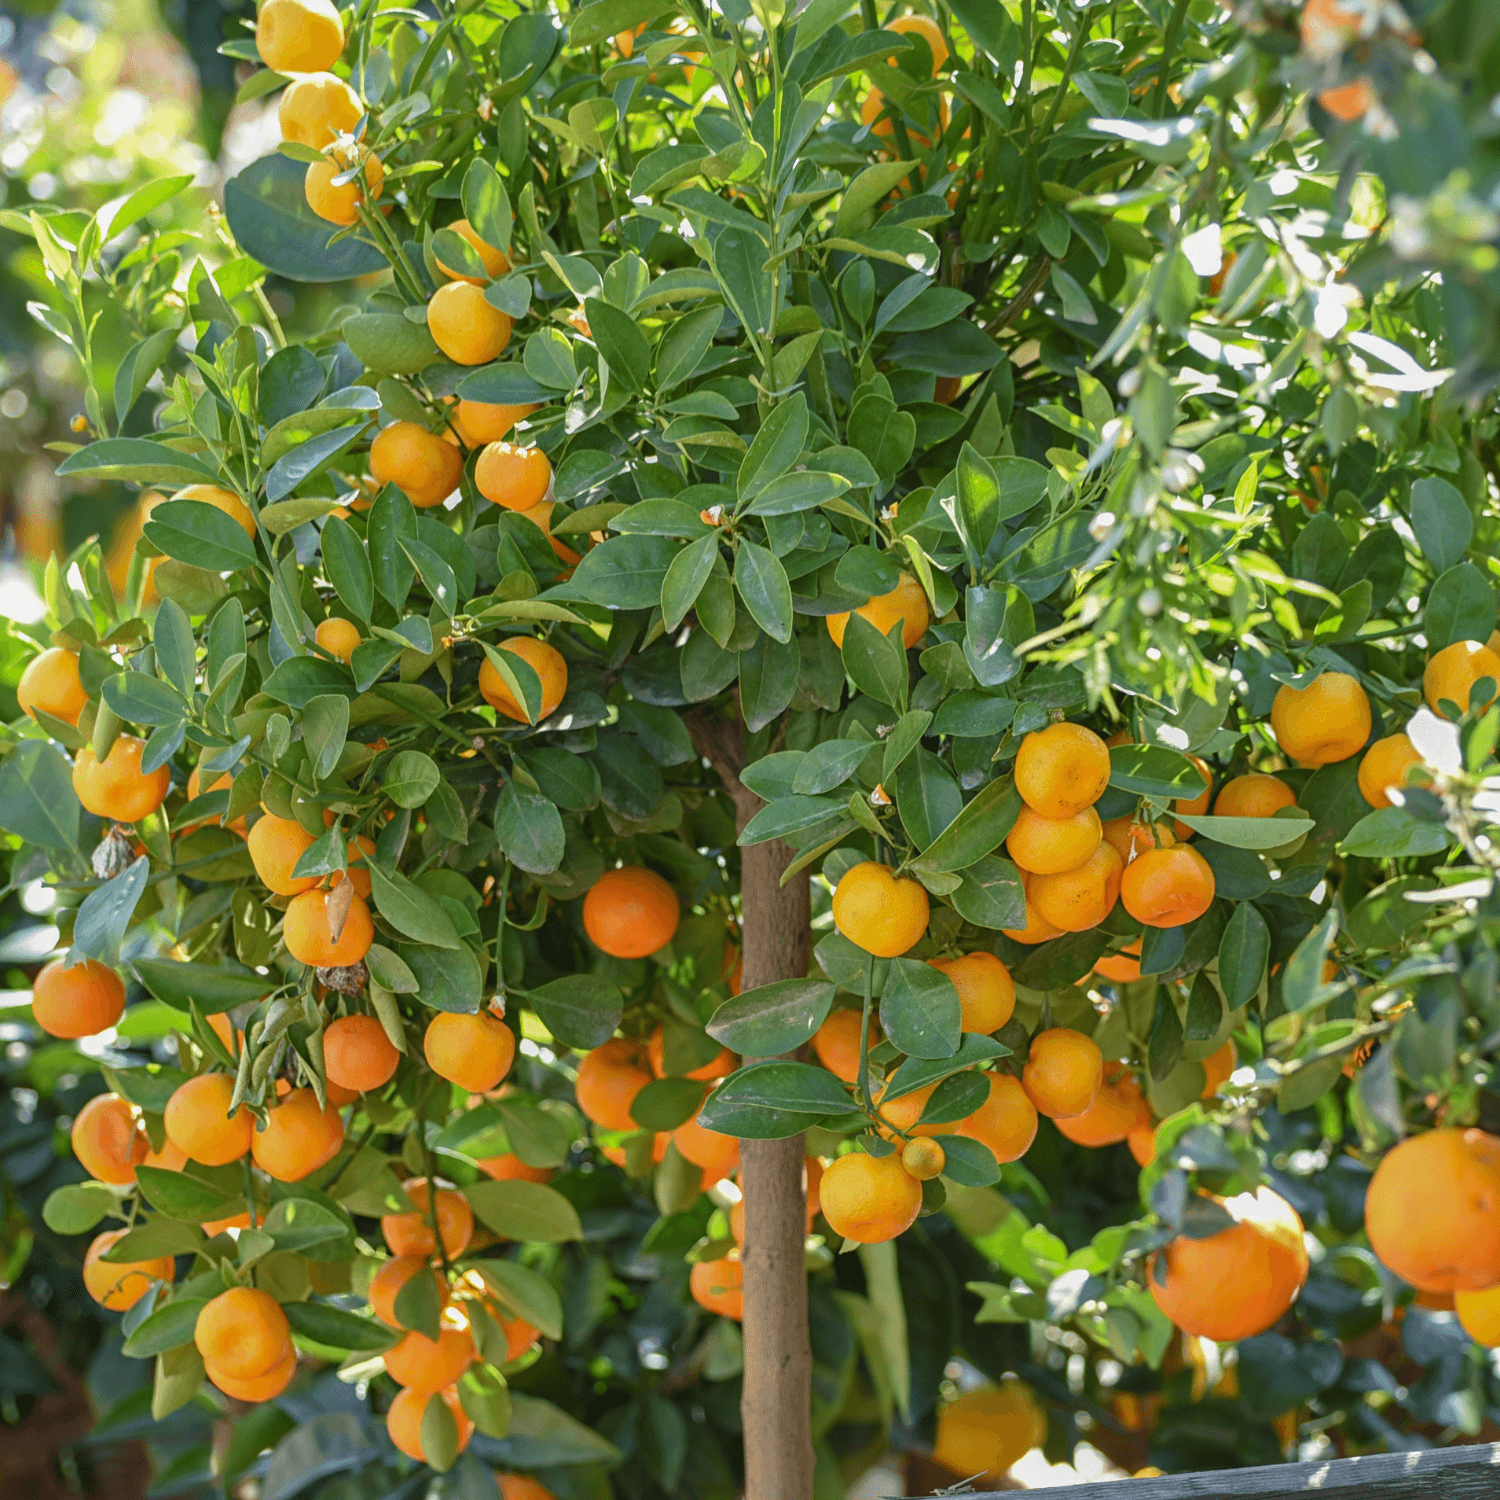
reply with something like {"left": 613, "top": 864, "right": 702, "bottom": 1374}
{"left": 8, "top": 0, "right": 1500, "bottom": 1494}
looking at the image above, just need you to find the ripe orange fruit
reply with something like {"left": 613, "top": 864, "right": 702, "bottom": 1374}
{"left": 1426, "top": 639, "right": 1500, "bottom": 719}
{"left": 369, "top": 420, "right": 463, "bottom": 508}
{"left": 278, "top": 71, "right": 363, "bottom": 149}
{"left": 672, "top": 1114, "right": 740, "bottom": 1186}
{"left": 305, "top": 150, "right": 383, "bottom": 224}
{"left": 369, "top": 1256, "right": 448, "bottom": 1327}
{"left": 1357, "top": 732, "right": 1424, "bottom": 808}
{"left": 515, "top": 499, "right": 582, "bottom": 567}
{"left": 206, "top": 1347, "right": 297, "bottom": 1402}
{"left": 185, "top": 766, "right": 246, "bottom": 836}
{"left": 171, "top": 483, "right": 257, "bottom": 537}
{"left": 195, "top": 1287, "right": 293, "bottom": 1381}
{"left": 498, "top": 1475, "right": 558, "bottom": 1500}
{"left": 1101, "top": 816, "right": 1175, "bottom": 863}
{"left": 449, "top": 399, "right": 535, "bottom": 447}
{"left": 647, "top": 1026, "right": 734, "bottom": 1081}
{"left": 929, "top": 952, "right": 1015, "bottom": 1034}
{"left": 1365, "top": 1129, "right": 1500, "bottom": 1291}
{"left": 1173, "top": 753, "right": 1212, "bottom": 837}
{"left": 247, "top": 812, "right": 318, "bottom": 896}
{"left": 934, "top": 1381, "right": 1046, "bottom": 1480}
{"left": 574, "top": 1037, "right": 652, "bottom": 1131}
{"left": 478, "top": 636, "right": 568, "bottom": 723}
{"left": 143, "top": 1138, "right": 188, "bottom": 1172}
{"left": 1270, "top": 671, "right": 1371, "bottom": 765}
{"left": 383, "top": 1178, "right": 474, "bottom": 1260}
{"left": 582, "top": 867, "right": 680, "bottom": 959}
{"left": 314, "top": 616, "right": 362, "bottom": 663}
{"left": 1454, "top": 1285, "right": 1500, "bottom": 1347}
{"left": 283, "top": 887, "right": 374, "bottom": 967}
{"left": 1317, "top": 78, "right": 1374, "bottom": 121}
{"left": 72, "top": 1093, "right": 147, "bottom": 1184}
{"left": 72, "top": 735, "right": 170, "bottom": 823}
{"left": 475, "top": 442, "right": 552, "bottom": 510}
{"left": 164, "top": 1072, "right": 253, "bottom": 1165}
{"left": 825, "top": 572, "right": 930, "bottom": 650}
{"left": 860, "top": 86, "right": 950, "bottom": 147}
{"left": 1029, "top": 842, "right": 1123, "bottom": 932}
{"left": 1127, "top": 1120, "right": 1157, "bottom": 1167}
{"left": 1001, "top": 877, "right": 1064, "bottom": 945}
{"left": 476, "top": 1152, "right": 553, "bottom": 1184}
{"left": 1093, "top": 939, "right": 1142, "bottom": 984}
{"left": 424, "top": 1009, "right": 516, "bottom": 1094}
{"left": 1300, "top": 0, "right": 1364, "bottom": 52}
{"left": 1054, "top": 1069, "right": 1149, "bottom": 1148}
{"left": 1149, "top": 1188, "right": 1309, "bottom": 1339}
{"left": 884, "top": 13, "right": 948, "bottom": 72}
{"left": 386, "top": 1384, "right": 474, "bottom": 1462}
{"left": 497, "top": 1314, "right": 539, "bottom": 1362}
{"left": 831, "top": 861, "right": 929, "bottom": 957}
{"left": 690, "top": 1253, "right": 744, "bottom": 1319}
{"left": 32, "top": 958, "right": 126, "bottom": 1039}
{"left": 813, "top": 1009, "right": 873, "bottom": 1083}
{"left": 1213, "top": 774, "right": 1297, "bottom": 818}
{"left": 384, "top": 1310, "right": 475, "bottom": 1392}
{"left": 955, "top": 1073, "right": 1037, "bottom": 1163}
{"left": 820, "top": 1150, "right": 923, "bottom": 1244}
{"left": 252, "top": 1086, "right": 344, "bottom": 1181}
{"left": 324, "top": 1014, "right": 400, "bottom": 1093}
{"left": 82, "top": 1228, "right": 173, "bottom": 1310}
{"left": 1014, "top": 723, "right": 1111, "bottom": 819}
{"left": 902, "top": 1137, "right": 946, "bottom": 1180}
{"left": 18, "top": 646, "right": 87, "bottom": 725}
{"left": 427, "top": 280, "right": 512, "bottom": 366}
{"left": 1021, "top": 1029, "right": 1103, "bottom": 1119}
{"left": 1006, "top": 804, "right": 1102, "bottom": 874}
{"left": 1120, "top": 845, "right": 1216, "bottom": 928}
{"left": 437, "top": 218, "right": 511, "bottom": 283}
{"left": 1200, "top": 1040, "right": 1237, "bottom": 1097}
{"left": 203, "top": 1209, "right": 254, "bottom": 1236}
{"left": 874, "top": 1080, "right": 942, "bottom": 1140}
{"left": 256, "top": 0, "right": 344, "bottom": 71}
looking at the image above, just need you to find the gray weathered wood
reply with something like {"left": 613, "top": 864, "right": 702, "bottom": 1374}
{"left": 942, "top": 1443, "right": 1500, "bottom": 1500}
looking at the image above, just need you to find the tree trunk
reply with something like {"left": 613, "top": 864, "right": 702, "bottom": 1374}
{"left": 688, "top": 709, "right": 815, "bottom": 1500}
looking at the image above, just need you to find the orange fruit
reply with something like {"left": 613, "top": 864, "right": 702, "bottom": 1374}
{"left": 498, "top": 1475, "right": 558, "bottom": 1500}
{"left": 902, "top": 1137, "right": 946, "bottom": 1180}
{"left": 690, "top": 1253, "right": 744, "bottom": 1319}
{"left": 82, "top": 1228, "right": 173, "bottom": 1310}
{"left": 386, "top": 1384, "right": 473, "bottom": 1462}
{"left": 304, "top": 150, "right": 383, "bottom": 225}
{"left": 1357, "top": 732, "right": 1424, "bottom": 809}
{"left": 1101, "top": 816, "right": 1175, "bottom": 863}
{"left": 1006, "top": 804, "right": 1103, "bottom": 874}
{"left": 476, "top": 1152, "right": 553, "bottom": 1184}
{"left": 813, "top": 1009, "right": 873, "bottom": 1083}
{"left": 1270, "top": 671, "right": 1371, "bottom": 765}
{"left": 424, "top": 1008, "right": 516, "bottom": 1093}
{"left": 646, "top": 1026, "right": 734, "bottom": 1081}
{"left": 672, "top": 1113, "right": 740, "bottom": 1187}
{"left": 1093, "top": 939, "right": 1142, "bottom": 984}
{"left": 574, "top": 1037, "right": 652, "bottom": 1131}
{"left": 1028, "top": 842, "right": 1122, "bottom": 932}
{"left": 1001, "top": 877, "right": 1064, "bottom": 945}
{"left": 874, "top": 1080, "right": 942, "bottom": 1141}
{"left": 72, "top": 735, "right": 170, "bottom": 823}
{"left": 71, "top": 1093, "right": 148, "bottom": 1184}
{"left": 164, "top": 1073, "right": 253, "bottom": 1165}
{"left": 383, "top": 1178, "right": 474, "bottom": 1260}
{"left": 825, "top": 572, "right": 930, "bottom": 650}
{"left": 278, "top": 71, "right": 363, "bottom": 149}
{"left": 427, "top": 280, "right": 512, "bottom": 366}
{"left": 934, "top": 1381, "right": 1046, "bottom": 1479}
{"left": 247, "top": 812, "right": 318, "bottom": 896}
{"left": 955, "top": 1072, "right": 1038, "bottom": 1163}
{"left": 1127, "top": 1121, "right": 1157, "bottom": 1167}
{"left": 1426, "top": 640, "right": 1500, "bottom": 719}
{"left": 1054, "top": 1070, "right": 1149, "bottom": 1147}
{"left": 384, "top": 1310, "right": 475, "bottom": 1392}
{"left": 369, "top": 1256, "right": 448, "bottom": 1327}
{"left": 206, "top": 1346, "right": 297, "bottom": 1402}
{"left": 194, "top": 1287, "right": 293, "bottom": 1381}
{"left": 437, "top": 218, "right": 511, "bottom": 283}
{"left": 582, "top": 867, "right": 680, "bottom": 958}
{"left": 928, "top": 952, "right": 1015, "bottom": 1033}
{"left": 1300, "top": 0, "right": 1365, "bottom": 51}
{"left": 185, "top": 766, "right": 246, "bottom": 836}
{"left": 1454, "top": 1285, "right": 1500, "bottom": 1348}
{"left": 1021, "top": 1029, "right": 1103, "bottom": 1119}
{"left": 18, "top": 646, "right": 86, "bottom": 725}
{"left": 478, "top": 637, "right": 568, "bottom": 723}
{"left": 143, "top": 1138, "right": 188, "bottom": 1172}
{"left": 1365, "top": 1129, "right": 1500, "bottom": 1292}
{"left": 1317, "top": 78, "right": 1374, "bottom": 120}
{"left": 1173, "top": 753, "right": 1212, "bottom": 837}
{"left": 314, "top": 616, "right": 361, "bottom": 662}
{"left": 1149, "top": 1188, "right": 1309, "bottom": 1340}
{"left": 860, "top": 86, "right": 950, "bottom": 148}
{"left": 832, "top": 861, "right": 929, "bottom": 957}
{"left": 1213, "top": 774, "right": 1297, "bottom": 818}
{"left": 497, "top": 1314, "right": 540, "bottom": 1362}
{"left": 819, "top": 1151, "right": 923, "bottom": 1244}
{"left": 884, "top": 13, "right": 948, "bottom": 72}
{"left": 323, "top": 1014, "right": 400, "bottom": 1093}
{"left": 252, "top": 1086, "right": 344, "bottom": 1181}
{"left": 1013, "top": 723, "right": 1111, "bottom": 819}
{"left": 1119, "top": 845, "right": 1216, "bottom": 929}
{"left": 31, "top": 958, "right": 126, "bottom": 1039}
{"left": 283, "top": 888, "right": 374, "bottom": 967}
{"left": 369, "top": 421, "right": 463, "bottom": 508}
{"left": 1200, "top": 1040, "right": 1237, "bottom": 1097}
{"left": 449, "top": 399, "right": 535, "bottom": 448}
{"left": 475, "top": 443, "right": 552, "bottom": 510}
{"left": 171, "top": 483, "right": 256, "bottom": 537}
{"left": 257, "top": 0, "right": 344, "bottom": 70}
{"left": 514, "top": 499, "right": 582, "bottom": 567}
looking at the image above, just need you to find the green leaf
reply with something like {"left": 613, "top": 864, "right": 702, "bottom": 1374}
{"left": 1218, "top": 901, "right": 1268, "bottom": 1010}
{"left": 70, "top": 856, "right": 149, "bottom": 966}
{"left": 707, "top": 978, "right": 835, "bottom": 1057}
{"left": 834, "top": 160, "right": 919, "bottom": 234}
{"left": 1340, "top": 807, "right": 1451, "bottom": 859}
{"left": 43, "top": 1181, "right": 119, "bottom": 1235}
{"left": 132, "top": 959, "right": 272, "bottom": 1012}
{"left": 114, "top": 327, "right": 181, "bottom": 428}
{"left": 261, "top": 1196, "right": 357, "bottom": 1260}
{"left": 793, "top": 739, "right": 874, "bottom": 796}
{"left": 934, "top": 1134, "right": 1002, "bottom": 1187}
{"left": 1108, "top": 744, "right": 1207, "bottom": 799}
{"left": 1173, "top": 812, "right": 1314, "bottom": 849}
{"left": 103, "top": 670, "right": 187, "bottom": 726}
{"left": 915, "top": 777, "right": 1022, "bottom": 874}
{"left": 879, "top": 957, "right": 961, "bottom": 1060}
{"left": 656, "top": 305, "right": 723, "bottom": 391}
{"left": 284, "top": 1301, "right": 396, "bottom": 1353}
{"left": 951, "top": 855, "right": 1026, "bottom": 930}
{"left": 883, "top": 1035, "right": 1011, "bottom": 1100}
{"left": 465, "top": 1180, "right": 583, "bottom": 1242}
{"left": 494, "top": 782, "right": 566, "bottom": 875}
{"left": 0, "top": 739, "right": 81, "bottom": 850}
{"left": 734, "top": 541, "right": 794, "bottom": 643}
{"left": 660, "top": 534, "right": 719, "bottom": 632}
{"left": 588, "top": 300, "right": 653, "bottom": 393}
{"left": 527, "top": 975, "right": 623, "bottom": 1047}
{"left": 124, "top": 1297, "right": 207, "bottom": 1358}
{"left": 570, "top": 534, "right": 680, "bottom": 610}
{"left": 366, "top": 863, "right": 463, "bottom": 949}
{"left": 385, "top": 750, "right": 441, "bottom": 808}
{"left": 321, "top": 517, "right": 375, "bottom": 623}
{"left": 697, "top": 1060, "right": 850, "bottom": 1137}
{"left": 737, "top": 392, "right": 808, "bottom": 500}
{"left": 56, "top": 438, "right": 220, "bottom": 488}
{"left": 842, "top": 612, "right": 907, "bottom": 709}
{"left": 955, "top": 442, "right": 1001, "bottom": 560}
{"left": 470, "top": 1260, "right": 563, "bottom": 1339}
{"left": 144, "top": 498, "right": 260, "bottom": 572}
{"left": 631, "top": 1077, "right": 706, "bottom": 1131}
{"left": 1410, "top": 477, "right": 1471, "bottom": 574}
{"left": 134, "top": 1165, "right": 242, "bottom": 1222}
{"left": 569, "top": 0, "right": 674, "bottom": 46}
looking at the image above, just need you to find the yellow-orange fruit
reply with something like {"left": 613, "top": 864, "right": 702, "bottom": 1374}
{"left": 832, "top": 861, "right": 929, "bottom": 957}
{"left": 164, "top": 1073, "right": 253, "bottom": 1165}
{"left": 478, "top": 637, "right": 568, "bottom": 723}
{"left": 1021, "top": 1029, "right": 1103, "bottom": 1119}
{"left": 424, "top": 1009, "right": 516, "bottom": 1094}
{"left": 18, "top": 647, "right": 87, "bottom": 726}
{"left": 1013, "top": 723, "right": 1111, "bottom": 819}
{"left": 928, "top": 952, "right": 1015, "bottom": 1034}
{"left": 1270, "top": 671, "right": 1371, "bottom": 765}
{"left": 583, "top": 867, "right": 680, "bottom": 959}
{"left": 31, "top": 958, "right": 126, "bottom": 1039}
{"left": 72, "top": 736, "right": 170, "bottom": 823}
{"left": 82, "top": 1229, "right": 173, "bottom": 1310}
{"left": 826, "top": 572, "right": 930, "bottom": 650}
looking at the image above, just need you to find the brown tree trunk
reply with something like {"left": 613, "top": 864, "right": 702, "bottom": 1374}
{"left": 688, "top": 709, "right": 815, "bottom": 1500}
